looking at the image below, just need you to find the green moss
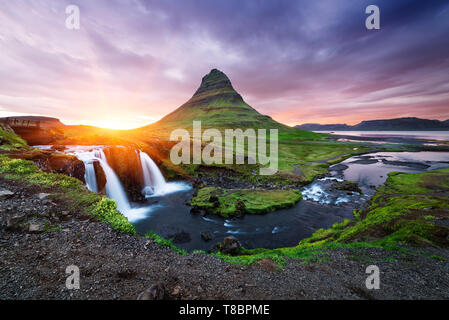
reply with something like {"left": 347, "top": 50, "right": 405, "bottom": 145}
{"left": 190, "top": 187, "right": 302, "bottom": 217}
{"left": 430, "top": 255, "right": 447, "bottom": 261}
{"left": 91, "top": 198, "right": 136, "bottom": 235}
{"left": 43, "top": 221, "right": 62, "bottom": 233}
{"left": 145, "top": 231, "right": 187, "bottom": 255}
{"left": 0, "top": 127, "right": 28, "bottom": 151}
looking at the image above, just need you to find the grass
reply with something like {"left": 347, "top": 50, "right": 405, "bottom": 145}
{"left": 190, "top": 187, "right": 302, "bottom": 217}
{"left": 0, "top": 127, "right": 29, "bottom": 151}
{"left": 145, "top": 231, "right": 187, "bottom": 255}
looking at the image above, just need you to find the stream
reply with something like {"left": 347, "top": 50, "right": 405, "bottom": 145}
{"left": 34, "top": 145, "right": 449, "bottom": 252}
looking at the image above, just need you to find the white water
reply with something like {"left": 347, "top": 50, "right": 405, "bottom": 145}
{"left": 97, "top": 150, "right": 131, "bottom": 213}
{"left": 139, "top": 151, "right": 190, "bottom": 197}
{"left": 84, "top": 160, "right": 98, "bottom": 193}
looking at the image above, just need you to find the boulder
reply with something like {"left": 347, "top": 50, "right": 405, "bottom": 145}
{"left": 214, "top": 236, "right": 241, "bottom": 255}
{"left": 169, "top": 231, "right": 191, "bottom": 244}
{"left": 201, "top": 232, "right": 213, "bottom": 242}
{"left": 6, "top": 214, "right": 26, "bottom": 229}
{"left": 330, "top": 180, "right": 362, "bottom": 194}
{"left": 137, "top": 283, "right": 166, "bottom": 300}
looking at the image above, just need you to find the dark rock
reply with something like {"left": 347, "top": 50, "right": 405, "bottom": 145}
{"left": 201, "top": 232, "right": 213, "bottom": 242}
{"left": 330, "top": 180, "right": 362, "bottom": 194}
{"left": 137, "top": 283, "right": 166, "bottom": 300}
{"left": 169, "top": 231, "right": 191, "bottom": 244}
{"left": 93, "top": 161, "right": 106, "bottom": 192}
{"left": 214, "top": 236, "right": 242, "bottom": 256}
{"left": 6, "top": 214, "right": 26, "bottom": 229}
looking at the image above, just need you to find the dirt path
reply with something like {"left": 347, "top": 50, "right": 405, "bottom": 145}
{"left": 1, "top": 177, "right": 449, "bottom": 300}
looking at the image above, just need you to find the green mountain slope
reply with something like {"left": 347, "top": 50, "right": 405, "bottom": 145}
{"left": 153, "top": 69, "right": 292, "bottom": 131}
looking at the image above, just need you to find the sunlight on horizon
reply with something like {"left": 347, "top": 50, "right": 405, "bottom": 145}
{"left": 72, "top": 117, "right": 161, "bottom": 130}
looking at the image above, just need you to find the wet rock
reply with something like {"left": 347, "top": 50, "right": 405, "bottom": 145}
{"left": 214, "top": 236, "right": 242, "bottom": 256}
{"left": 93, "top": 161, "right": 106, "bottom": 192}
{"left": 330, "top": 180, "right": 362, "bottom": 194}
{"left": 137, "top": 283, "right": 166, "bottom": 300}
{"left": 50, "top": 145, "right": 67, "bottom": 152}
{"left": 201, "top": 232, "right": 213, "bottom": 242}
{"left": 171, "top": 231, "right": 191, "bottom": 244}
{"left": 32, "top": 153, "right": 86, "bottom": 183}
{"left": 0, "top": 190, "right": 14, "bottom": 200}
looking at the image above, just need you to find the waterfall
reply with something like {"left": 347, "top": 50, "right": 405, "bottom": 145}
{"left": 84, "top": 160, "right": 98, "bottom": 193}
{"left": 41, "top": 145, "right": 191, "bottom": 222}
{"left": 140, "top": 151, "right": 168, "bottom": 196}
{"left": 97, "top": 150, "right": 131, "bottom": 212}
{"left": 139, "top": 151, "right": 190, "bottom": 197}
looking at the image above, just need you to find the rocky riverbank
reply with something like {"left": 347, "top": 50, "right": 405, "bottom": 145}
{"left": 1, "top": 177, "right": 449, "bottom": 300}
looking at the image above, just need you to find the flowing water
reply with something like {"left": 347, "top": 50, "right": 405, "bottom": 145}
{"left": 139, "top": 151, "right": 189, "bottom": 197}
{"left": 34, "top": 145, "right": 449, "bottom": 251}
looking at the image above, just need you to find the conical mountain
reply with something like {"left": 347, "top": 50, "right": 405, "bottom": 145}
{"left": 154, "top": 69, "right": 290, "bottom": 130}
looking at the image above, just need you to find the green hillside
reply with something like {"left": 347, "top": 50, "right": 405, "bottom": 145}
{"left": 150, "top": 69, "right": 313, "bottom": 135}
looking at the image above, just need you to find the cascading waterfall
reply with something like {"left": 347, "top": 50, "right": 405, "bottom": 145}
{"left": 96, "top": 150, "right": 131, "bottom": 213}
{"left": 140, "top": 151, "right": 169, "bottom": 196}
{"left": 62, "top": 146, "right": 190, "bottom": 222}
{"left": 139, "top": 151, "right": 190, "bottom": 197}
{"left": 83, "top": 161, "right": 98, "bottom": 193}
{"left": 74, "top": 148, "right": 131, "bottom": 212}
{"left": 34, "top": 145, "right": 191, "bottom": 222}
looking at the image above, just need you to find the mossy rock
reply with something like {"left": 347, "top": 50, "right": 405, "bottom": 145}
{"left": 190, "top": 187, "right": 302, "bottom": 218}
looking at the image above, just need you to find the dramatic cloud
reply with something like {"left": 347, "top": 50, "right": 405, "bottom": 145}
{"left": 0, "top": 0, "right": 448, "bottom": 128}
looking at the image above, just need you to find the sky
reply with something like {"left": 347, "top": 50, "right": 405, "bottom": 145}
{"left": 0, "top": 0, "right": 448, "bottom": 129}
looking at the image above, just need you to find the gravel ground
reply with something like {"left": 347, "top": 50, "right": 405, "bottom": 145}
{"left": 1, "top": 177, "right": 449, "bottom": 300}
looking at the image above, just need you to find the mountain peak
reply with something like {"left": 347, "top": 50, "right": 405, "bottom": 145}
{"left": 194, "top": 69, "right": 234, "bottom": 96}
{"left": 154, "top": 68, "right": 289, "bottom": 131}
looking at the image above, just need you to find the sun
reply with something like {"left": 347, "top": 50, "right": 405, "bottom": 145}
{"left": 87, "top": 120, "right": 142, "bottom": 130}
